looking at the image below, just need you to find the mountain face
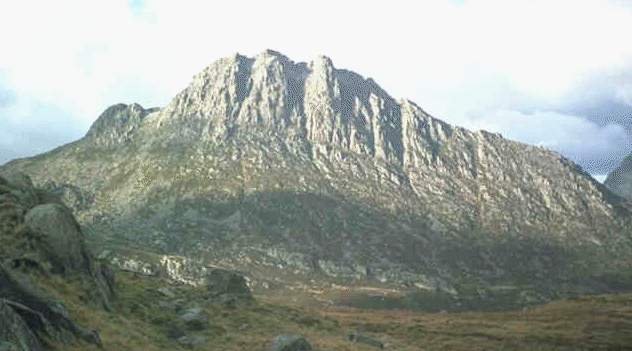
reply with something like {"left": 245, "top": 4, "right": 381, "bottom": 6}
{"left": 606, "top": 154, "right": 632, "bottom": 201}
{"left": 2, "top": 50, "right": 632, "bottom": 309}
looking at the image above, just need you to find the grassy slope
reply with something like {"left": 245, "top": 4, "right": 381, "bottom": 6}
{"left": 38, "top": 271, "right": 632, "bottom": 351}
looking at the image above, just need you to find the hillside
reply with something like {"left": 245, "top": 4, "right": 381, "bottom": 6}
{"left": 606, "top": 154, "right": 632, "bottom": 201}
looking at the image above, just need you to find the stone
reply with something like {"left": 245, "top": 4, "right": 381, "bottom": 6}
{"left": 270, "top": 335, "right": 312, "bottom": 351}
{"left": 176, "top": 335, "right": 208, "bottom": 349}
{"left": 178, "top": 307, "right": 209, "bottom": 331}
{"left": 85, "top": 103, "right": 158, "bottom": 147}
{"left": 0, "top": 171, "right": 34, "bottom": 190}
{"left": 21, "top": 202, "right": 114, "bottom": 310}
{"left": 157, "top": 287, "right": 176, "bottom": 298}
{"left": 206, "top": 269, "right": 252, "bottom": 299}
{"left": 347, "top": 331, "right": 384, "bottom": 349}
{"left": 24, "top": 204, "right": 90, "bottom": 275}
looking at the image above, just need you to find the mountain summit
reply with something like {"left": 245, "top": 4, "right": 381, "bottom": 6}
{"left": 3, "top": 50, "right": 631, "bottom": 309}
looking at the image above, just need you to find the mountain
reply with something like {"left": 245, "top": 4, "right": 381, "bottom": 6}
{"left": 2, "top": 50, "right": 631, "bottom": 309}
{"left": 605, "top": 154, "right": 632, "bottom": 201}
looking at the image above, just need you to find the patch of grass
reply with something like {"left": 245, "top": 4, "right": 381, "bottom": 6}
{"left": 37, "top": 270, "right": 632, "bottom": 351}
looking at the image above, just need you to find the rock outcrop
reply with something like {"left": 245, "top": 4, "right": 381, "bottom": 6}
{"left": 0, "top": 171, "right": 113, "bottom": 349}
{"left": 85, "top": 103, "right": 158, "bottom": 147}
{"left": 0, "top": 299, "right": 43, "bottom": 351}
{"left": 206, "top": 268, "right": 252, "bottom": 300}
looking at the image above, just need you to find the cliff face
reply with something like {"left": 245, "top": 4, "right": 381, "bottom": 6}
{"left": 2, "top": 50, "right": 631, "bottom": 306}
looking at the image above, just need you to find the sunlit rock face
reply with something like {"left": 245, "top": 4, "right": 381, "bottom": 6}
{"left": 2, "top": 50, "right": 632, "bottom": 307}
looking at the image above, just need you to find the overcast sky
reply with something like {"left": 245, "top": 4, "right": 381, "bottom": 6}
{"left": 1, "top": 0, "right": 631, "bottom": 181}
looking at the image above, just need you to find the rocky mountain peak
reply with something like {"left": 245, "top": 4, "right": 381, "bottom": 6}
{"left": 153, "top": 50, "right": 409, "bottom": 165}
{"left": 86, "top": 103, "right": 158, "bottom": 147}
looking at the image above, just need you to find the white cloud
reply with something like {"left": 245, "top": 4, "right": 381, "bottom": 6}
{"left": 1, "top": 0, "right": 631, "bottom": 173}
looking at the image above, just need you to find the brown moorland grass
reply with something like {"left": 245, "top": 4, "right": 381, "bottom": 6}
{"left": 41, "top": 271, "right": 632, "bottom": 351}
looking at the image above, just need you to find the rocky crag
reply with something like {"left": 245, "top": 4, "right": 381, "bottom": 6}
{"left": 2, "top": 50, "right": 632, "bottom": 309}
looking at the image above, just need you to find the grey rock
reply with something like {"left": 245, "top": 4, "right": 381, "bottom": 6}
{"left": 348, "top": 331, "right": 384, "bottom": 349}
{"left": 176, "top": 334, "right": 208, "bottom": 349}
{"left": 0, "top": 171, "right": 34, "bottom": 190}
{"left": 270, "top": 335, "right": 312, "bottom": 351}
{"left": 206, "top": 269, "right": 252, "bottom": 299}
{"left": 23, "top": 203, "right": 114, "bottom": 309}
{"left": 24, "top": 204, "right": 90, "bottom": 274}
{"left": 157, "top": 287, "right": 176, "bottom": 298}
{"left": 86, "top": 103, "right": 158, "bottom": 147}
{"left": 178, "top": 307, "right": 209, "bottom": 331}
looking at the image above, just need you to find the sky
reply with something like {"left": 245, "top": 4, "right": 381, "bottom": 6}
{"left": 1, "top": 0, "right": 631, "bottom": 182}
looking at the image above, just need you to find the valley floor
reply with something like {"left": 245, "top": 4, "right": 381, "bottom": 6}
{"left": 52, "top": 272, "right": 632, "bottom": 351}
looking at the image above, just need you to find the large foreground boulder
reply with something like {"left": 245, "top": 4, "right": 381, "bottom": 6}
{"left": 347, "top": 331, "right": 384, "bottom": 349}
{"left": 24, "top": 204, "right": 90, "bottom": 275}
{"left": 206, "top": 268, "right": 252, "bottom": 299}
{"left": 20, "top": 200, "right": 114, "bottom": 310}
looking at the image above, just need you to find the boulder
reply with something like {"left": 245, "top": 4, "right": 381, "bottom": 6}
{"left": 23, "top": 203, "right": 114, "bottom": 309}
{"left": 0, "top": 172, "right": 38, "bottom": 210}
{"left": 206, "top": 268, "right": 252, "bottom": 299}
{"left": 0, "top": 172, "right": 33, "bottom": 192}
{"left": 176, "top": 334, "right": 208, "bottom": 349}
{"left": 347, "top": 331, "right": 384, "bottom": 349}
{"left": 24, "top": 204, "right": 90, "bottom": 274}
{"left": 178, "top": 307, "right": 209, "bottom": 331}
{"left": 270, "top": 335, "right": 312, "bottom": 351}
{"left": 157, "top": 287, "right": 176, "bottom": 298}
